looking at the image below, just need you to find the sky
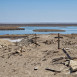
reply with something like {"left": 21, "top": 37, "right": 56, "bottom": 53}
{"left": 0, "top": 0, "right": 77, "bottom": 24}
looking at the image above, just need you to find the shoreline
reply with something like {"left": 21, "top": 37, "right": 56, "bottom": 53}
{"left": 1, "top": 38, "right": 22, "bottom": 42}
{"left": 0, "top": 34, "right": 28, "bottom": 38}
{"left": 0, "top": 34, "right": 77, "bottom": 38}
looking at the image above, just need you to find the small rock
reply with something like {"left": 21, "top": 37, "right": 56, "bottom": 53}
{"left": 65, "top": 48, "right": 70, "bottom": 50}
{"left": 43, "top": 40, "right": 51, "bottom": 45}
{"left": 34, "top": 67, "right": 38, "bottom": 70}
{"left": 0, "top": 45, "right": 2, "bottom": 49}
{"left": 16, "top": 50, "right": 21, "bottom": 53}
{"left": 65, "top": 61, "right": 70, "bottom": 66}
{"left": 70, "top": 59, "right": 77, "bottom": 72}
{"left": 61, "top": 67, "right": 70, "bottom": 74}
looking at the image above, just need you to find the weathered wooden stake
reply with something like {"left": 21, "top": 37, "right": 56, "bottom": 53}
{"left": 35, "top": 34, "right": 37, "bottom": 45}
{"left": 33, "top": 34, "right": 40, "bottom": 47}
{"left": 55, "top": 33, "right": 63, "bottom": 49}
{"left": 20, "top": 46, "right": 23, "bottom": 52}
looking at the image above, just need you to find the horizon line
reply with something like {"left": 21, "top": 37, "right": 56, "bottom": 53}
{"left": 0, "top": 22, "right": 77, "bottom": 24}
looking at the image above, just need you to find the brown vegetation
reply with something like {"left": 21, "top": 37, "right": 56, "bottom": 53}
{"left": 33, "top": 29, "right": 65, "bottom": 32}
{"left": 0, "top": 34, "right": 28, "bottom": 38}
{"left": 0, "top": 26, "right": 24, "bottom": 30}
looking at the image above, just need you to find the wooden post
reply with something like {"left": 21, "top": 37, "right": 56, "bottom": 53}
{"left": 34, "top": 34, "right": 39, "bottom": 47}
{"left": 35, "top": 34, "right": 37, "bottom": 45}
{"left": 55, "top": 33, "right": 63, "bottom": 49}
{"left": 32, "top": 34, "right": 39, "bottom": 47}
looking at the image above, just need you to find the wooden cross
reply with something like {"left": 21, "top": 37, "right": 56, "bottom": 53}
{"left": 32, "top": 34, "right": 39, "bottom": 47}
{"left": 55, "top": 33, "right": 63, "bottom": 49}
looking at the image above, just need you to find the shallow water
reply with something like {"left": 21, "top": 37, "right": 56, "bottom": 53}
{"left": 0, "top": 26, "right": 77, "bottom": 35}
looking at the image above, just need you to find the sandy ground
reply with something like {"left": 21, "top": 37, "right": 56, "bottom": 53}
{"left": 0, "top": 34, "right": 77, "bottom": 77}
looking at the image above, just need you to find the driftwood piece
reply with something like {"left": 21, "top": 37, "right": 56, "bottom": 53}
{"left": 52, "top": 57, "right": 64, "bottom": 62}
{"left": 62, "top": 48, "right": 72, "bottom": 60}
{"left": 45, "top": 68, "right": 61, "bottom": 73}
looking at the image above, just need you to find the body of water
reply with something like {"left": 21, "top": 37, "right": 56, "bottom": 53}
{"left": 0, "top": 26, "right": 77, "bottom": 35}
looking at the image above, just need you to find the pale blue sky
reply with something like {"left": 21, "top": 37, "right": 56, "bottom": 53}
{"left": 0, "top": 0, "right": 77, "bottom": 23}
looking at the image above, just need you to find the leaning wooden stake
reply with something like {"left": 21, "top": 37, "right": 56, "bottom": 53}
{"left": 34, "top": 34, "right": 38, "bottom": 47}
{"left": 55, "top": 33, "right": 63, "bottom": 49}
{"left": 34, "top": 34, "right": 37, "bottom": 45}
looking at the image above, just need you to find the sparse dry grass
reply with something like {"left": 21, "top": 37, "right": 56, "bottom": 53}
{"left": 0, "top": 34, "right": 28, "bottom": 38}
{"left": 33, "top": 29, "right": 65, "bottom": 32}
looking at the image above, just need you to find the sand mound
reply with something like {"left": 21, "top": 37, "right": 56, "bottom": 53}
{"left": 0, "top": 39, "right": 14, "bottom": 47}
{"left": 18, "top": 38, "right": 34, "bottom": 46}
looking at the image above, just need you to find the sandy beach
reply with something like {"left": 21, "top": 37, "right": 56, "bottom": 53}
{"left": 0, "top": 34, "right": 77, "bottom": 77}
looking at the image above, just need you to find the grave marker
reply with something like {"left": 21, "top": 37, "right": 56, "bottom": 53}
{"left": 32, "top": 34, "right": 39, "bottom": 47}
{"left": 55, "top": 33, "right": 63, "bottom": 49}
